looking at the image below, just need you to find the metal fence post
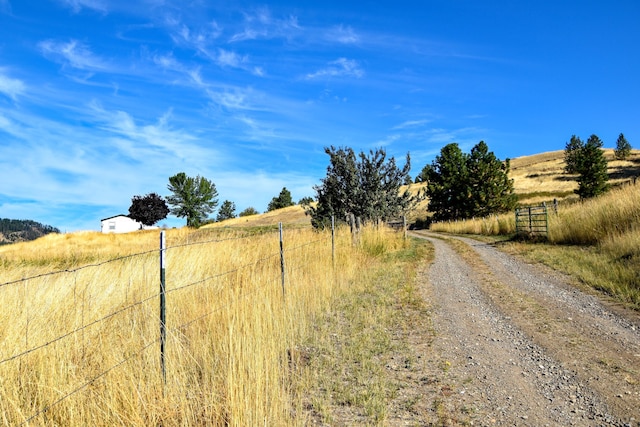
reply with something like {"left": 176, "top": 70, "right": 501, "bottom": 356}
{"left": 159, "top": 231, "right": 167, "bottom": 385}
{"left": 279, "top": 222, "right": 285, "bottom": 301}
{"left": 331, "top": 215, "right": 335, "bottom": 266}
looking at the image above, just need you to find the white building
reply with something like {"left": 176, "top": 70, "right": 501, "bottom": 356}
{"left": 100, "top": 215, "right": 157, "bottom": 234}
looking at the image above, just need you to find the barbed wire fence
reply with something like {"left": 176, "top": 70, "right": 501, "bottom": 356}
{"left": 0, "top": 220, "right": 343, "bottom": 426}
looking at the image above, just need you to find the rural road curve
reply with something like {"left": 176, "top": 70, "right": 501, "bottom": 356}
{"left": 409, "top": 231, "right": 640, "bottom": 426}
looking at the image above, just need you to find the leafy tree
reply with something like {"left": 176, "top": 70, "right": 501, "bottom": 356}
{"left": 298, "top": 196, "right": 314, "bottom": 206}
{"left": 166, "top": 172, "right": 219, "bottom": 228}
{"left": 564, "top": 135, "right": 583, "bottom": 174}
{"left": 128, "top": 193, "right": 169, "bottom": 227}
{"left": 614, "top": 133, "right": 632, "bottom": 160}
{"left": 267, "top": 187, "right": 294, "bottom": 212}
{"left": 309, "top": 146, "right": 415, "bottom": 229}
{"left": 425, "top": 141, "right": 516, "bottom": 221}
{"left": 239, "top": 207, "right": 259, "bottom": 217}
{"left": 575, "top": 134, "right": 609, "bottom": 199}
{"left": 217, "top": 200, "right": 236, "bottom": 221}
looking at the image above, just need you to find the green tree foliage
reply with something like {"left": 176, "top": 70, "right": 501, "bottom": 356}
{"left": 308, "top": 146, "right": 415, "bottom": 229}
{"left": 216, "top": 200, "right": 236, "bottom": 221}
{"left": 425, "top": 141, "right": 516, "bottom": 221}
{"left": 574, "top": 134, "right": 610, "bottom": 199}
{"left": 298, "top": 196, "right": 314, "bottom": 206}
{"left": 128, "top": 193, "right": 169, "bottom": 226}
{"left": 166, "top": 172, "right": 219, "bottom": 228}
{"left": 267, "top": 187, "right": 294, "bottom": 212}
{"left": 239, "top": 207, "right": 259, "bottom": 217}
{"left": 614, "top": 133, "right": 632, "bottom": 160}
{"left": 564, "top": 135, "right": 583, "bottom": 174}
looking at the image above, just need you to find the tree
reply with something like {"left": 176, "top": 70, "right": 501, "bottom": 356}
{"left": 466, "top": 142, "right": 517, "bottom": 217}
{"left": 564, "top": 135, "right": 583, "bottom": 174}
{"left": 575, "top": 134, "right": 609, "bottom": 199}
{"left": 217, "top": 200, "right": 236, "bottom": 221}
{"left": 166, "top": 172, "right": 219, "bottom": 228}
{"left": 425, "top": 141, "right": 516, "bottom": 221}
{"left": 298, "top": 196, "right": 314, "bottom": 206}
{"left": 267, "top": 187, "right": 294, "bottom": 212}
{"left": 128, "top": 193, "right": 169, "bottom": 227}
{"left": 308, "top": 146, "right": 415, "bottom": 229}
{"left": 239, "top": 207, "right": 259, "bottom": 217}
{"left": 424, "top": 143, "right": 470, "bottom": 221}
{"left": 614, "top": 133, "right": 632, "bottom": 160}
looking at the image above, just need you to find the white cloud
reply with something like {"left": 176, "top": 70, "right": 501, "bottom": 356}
{"left": 217, "top": 49, "right": 248, "bottom": 68}
{"left": 59, "top": 0, "right": 108, "bottom": 13}
{"left": 0, "top": 71, "right": 26, "bottom": 100}
{"left": 306, "top": 58, "right": 364, "bottom": 80}
{"left": 392, "top": 119, "right": 432, "bottom": 130}
{"left": 326, "top": 25, "right": 359, "bottom": 44}
{"left": 229, "top": 7, "right": 300, "bottom": 42}
{"left": 39, "top": 39, "right": 109, "bottom": 72}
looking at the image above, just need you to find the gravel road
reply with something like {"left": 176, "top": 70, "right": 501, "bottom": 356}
{"left": 410, "top": 231, "right": 640, "bottom": 426}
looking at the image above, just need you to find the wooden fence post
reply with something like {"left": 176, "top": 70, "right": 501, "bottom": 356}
{"left": 159, "top": 231, "right": 167, "bottom": 385}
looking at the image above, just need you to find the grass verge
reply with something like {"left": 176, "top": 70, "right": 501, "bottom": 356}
{"left": 292, "top": 237, "right": 433, "bottom": 425}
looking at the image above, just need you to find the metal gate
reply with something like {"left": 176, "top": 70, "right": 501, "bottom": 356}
{"left": 515, "top": 205, "right": 548, "bottom": 238}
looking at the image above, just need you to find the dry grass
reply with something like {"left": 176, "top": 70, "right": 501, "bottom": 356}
{"left": 0, "top": 224, "right": 409, "bottom": 425}
{"left": 429, "top": 181, "right": 640, "bottom": 309}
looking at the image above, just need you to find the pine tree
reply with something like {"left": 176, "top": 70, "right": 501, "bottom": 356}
{"left": 424, "top": 143, "right": 470, "bottom": 221}
{"left": 614, "top": 133, "right": 632, "bottom": 160}
{"left": 575, "top": 134, "right": 609, "bottom": 199}
{"left": 425, "top": 141, "right": 516, "bottom": 221}
{"left": 216, "top": 200, "right": 236, "bottom": 221}
{"left": 564, "top": 135, "right": 584, "bottom": 174}
{"left": 267, "top": 187, "right": 294, "bottom": 211}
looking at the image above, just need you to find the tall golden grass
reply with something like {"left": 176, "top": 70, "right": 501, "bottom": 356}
{"left": 0, "top": 224, "right": 407, "bottom": 426}
{"left": 429, "top": 181, "right": 640, "bottom": 308}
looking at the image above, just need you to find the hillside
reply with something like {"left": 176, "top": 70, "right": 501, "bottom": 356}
{"left": 0, "top": 218, "right": 60, "bottom": 245}
{"left": 206, "top": 148, "right": 640, "bottom": 228}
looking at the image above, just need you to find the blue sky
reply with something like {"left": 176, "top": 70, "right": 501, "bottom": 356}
{"left": 1, "top": 0, "right": 638, "bottom": 231}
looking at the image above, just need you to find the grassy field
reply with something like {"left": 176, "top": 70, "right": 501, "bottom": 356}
{"left": 430, "top": 150, "right": 640, "bottom": 310}
{"left": 0, "top": 224, "right": 414, "bottom": 425}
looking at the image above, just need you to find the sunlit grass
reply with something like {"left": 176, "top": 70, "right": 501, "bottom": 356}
{"left": 428, "top": 181, "right": 640, "bottom": 309}
{"left": 0, "top": 224, "right": 412, "bottom": 425}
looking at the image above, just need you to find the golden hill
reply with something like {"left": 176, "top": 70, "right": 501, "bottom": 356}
{"left": 208, "top": 149, "right": 640, "bottom": 228}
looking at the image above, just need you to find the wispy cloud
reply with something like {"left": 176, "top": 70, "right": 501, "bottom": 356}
{"left": 305, "top": 58, "right": 364, "bottom": 80}
{"left": 392, "top": 119, "right": 432, "bottom": 130}
{"left": 39, "top": 39, "right": 109, "bottom": 72}
{"left": 325, "top": 24, "right": 359, "bottom": 44}
{"left": 0, "top": 70, "right": 26, "bottom": 100}
{"left": 229, "top": 7, "right": 300, "bottom": 42}
{"left": 59, "top": 0, "right": 108, "bottom": 13}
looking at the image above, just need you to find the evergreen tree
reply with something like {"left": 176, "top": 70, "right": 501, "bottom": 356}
{"left": 309, "top": 146, "right": 414, "bottom": 229}
{"left": 564, "top": 135, "right": 584, "bottom": 174}
{"left": 267, "top": 187, "right": 294, "bottom": 211}
{"left": 575, "top": 134, "right": 609, "bottom": 199}
{"left": 614, "top": 133, "right": 632, "bottom": 160}
{"left": 166, "top": 172, "right": 219, "bottom": 228}
{"left": 216, "top": 200, "right": 236, "bottom": 221}
{"left": 128, "top": 193, "right": 169, "bottom": 226}
{"left": 424, "top": 143, "right": 470, "bottom": 221}
{"left": 466, "top": 142, "right": 517, "bottom": 217}
{"left": 298, "top": 196, "right": 314, "bottom": 206}
{"left": 425, "top": 141, "right": 516, "bottom": 221}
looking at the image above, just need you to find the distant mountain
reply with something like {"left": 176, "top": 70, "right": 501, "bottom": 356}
{"left": 0, "top": 219, "right": 60, "bottom": 245}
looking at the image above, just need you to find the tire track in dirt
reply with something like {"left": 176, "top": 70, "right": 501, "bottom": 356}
{"left": 412, "top": 231, "right": 638, "bottom": 426}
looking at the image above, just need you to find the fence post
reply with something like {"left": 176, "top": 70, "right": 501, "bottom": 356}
{"left": 279, "top": 222, "right": 286, "bottom": 301}
{"left": 159, "top": 231, "right": 167, "bottom": 385}
{"left": 331, "top": 215, "right": 335, "bottom": 266}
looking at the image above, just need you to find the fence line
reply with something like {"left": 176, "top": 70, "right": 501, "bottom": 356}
{"left": 1, "top": 222, "right": 343, "bottom": 425}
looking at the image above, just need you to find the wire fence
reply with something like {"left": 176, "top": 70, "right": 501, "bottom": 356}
{"left": 0, "top": 222, "right": 340, "bottom": 426}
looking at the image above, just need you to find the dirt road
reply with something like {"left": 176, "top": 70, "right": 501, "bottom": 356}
{"left": 405, "top": 231, "right": 640, "bottom": 426}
